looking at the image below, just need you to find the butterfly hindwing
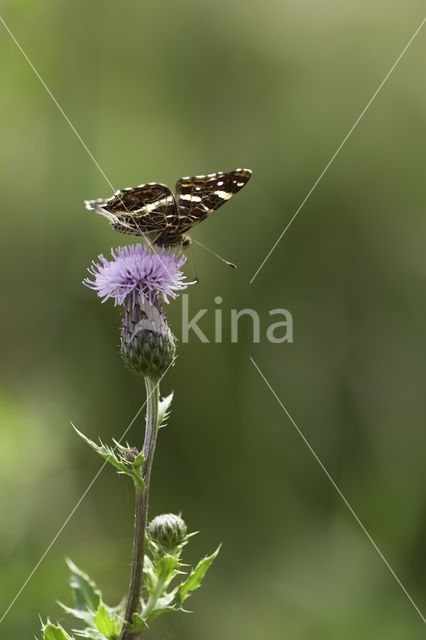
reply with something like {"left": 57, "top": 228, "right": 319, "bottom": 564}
{"left": 174, "top": 168, "right": 252, "bottom": 231}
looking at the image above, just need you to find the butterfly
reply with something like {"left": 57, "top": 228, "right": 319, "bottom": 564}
{"left": 85, "top": 168, "right": 252, "bottom": 247}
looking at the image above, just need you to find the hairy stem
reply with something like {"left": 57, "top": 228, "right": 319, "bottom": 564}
{"left": 119, "top": 377, "right": 160, "bottom": 639}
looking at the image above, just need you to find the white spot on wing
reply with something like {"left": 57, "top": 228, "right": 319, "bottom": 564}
{"left": 144, "top": 195, "right": 174, "bottom": 213}
{"left": 215, "top": 190, "right": 232, "bottom": 200}
{"left": 180, "top": 194, "right": 202, "bottom": 202}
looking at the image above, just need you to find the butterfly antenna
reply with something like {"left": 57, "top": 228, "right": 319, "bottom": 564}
{"left": 191, "top": 238, "right": 237, "bottom": 269}
{"left": 189, "top": 244, "right": 199, "bottom": 284}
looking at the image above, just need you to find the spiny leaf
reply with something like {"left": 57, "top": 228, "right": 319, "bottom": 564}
{"left": 66, "top": 559, "right": 101, "bottom": 613}
{"left": 72, "top": 426, "right": 127, "bottom": 473}
{"left": 58, "top": 602, "right": 93, "bottom": 625}
{"left": 72, "top": 425, "right": 145, "bottom": 490}
{"left": 110, "top": 439, "right": 129, "bottom": 455}
{"left": 158, "top": 392, "right": 174, "bottom": 429}
{"left": 178, "top": 546, "right": 221, "bottom": 603}
{"left": 42, "top": 621, "right": 75, "bottom": 640}
{"left": 147, "top": 605, "right": 179, "bottom": 621}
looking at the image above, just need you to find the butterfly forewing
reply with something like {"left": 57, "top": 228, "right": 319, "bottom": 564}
{"left": 175, "top": 168, "right": 252, "bottom": 231}
{"left": 85, "top": 183, "right": 178, "bottom": 237}
{"left": 107, "top": 184, "right": 174, "bottom": 213}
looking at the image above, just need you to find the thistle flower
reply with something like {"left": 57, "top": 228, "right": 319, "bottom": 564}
{"left": 84, "top": 244, "right": 189, "bottom": 378}
{"left": 84, "top": 244, "right": 188, "bottom": 308}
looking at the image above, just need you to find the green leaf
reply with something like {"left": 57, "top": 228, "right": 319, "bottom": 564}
{"left": 143, "top": 554, "right": 157, "bottom": 593}
{"left": 94, "top": 603, "right": 122, "bottom": 638}
{"left": 66, "top": 559, "right": 101, "bottom": 613}
{"left": 72, "top": 426, "right": 127, "bottom": 473}
{"left": 142, "top": 554, "right": 181, "bottom": 622}
{"left": 42, "top": 621, "right": 74, "bottom": 640}
{"left": 72, "top": 425, "right": 145, "bottom": 491}
{"left": 147, "top": 588, "right": 180, "bottom": 620}
{"left": 110, "top": 439, "right": 129, "bottom": 455}
{"left": 157, "top": 554, "right": 179, "bottom": 581}
{"left": 158, "top": 392, "right": 174, "bottom": 429}
{"left": 178, "top": 546, "right": 221, "bottom": 603}
{"left": 147, "top": 605, "right": 179, "bottom": 621}
{"left": 58, "top": 602, "right": 93, "bottom": 625}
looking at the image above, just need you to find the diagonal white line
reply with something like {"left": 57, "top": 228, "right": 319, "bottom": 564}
{"left": 0, "top": 14, "right": 183, "bottom": 286}
{"left": 250, "top": 356, "right": 426, "bottom": 624}
{"left": 0, "top": 16, "right": 115, "bottom": 192}
{"left": 250, "top": 16, "right": 426, "bottom": 284}
{"left": 0, "top": 362, "right": 173, "bottom": 625}
{"left": 0, "top": 464, "right": 107, "bottom": 626}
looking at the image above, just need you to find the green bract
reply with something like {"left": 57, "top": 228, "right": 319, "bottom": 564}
{"left": 120, "top": 302, "right": 176, "bottom": 379}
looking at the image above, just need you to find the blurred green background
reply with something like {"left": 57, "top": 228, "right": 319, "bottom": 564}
{"left": 1, "top": 1, "right": 426, "bottom": 638}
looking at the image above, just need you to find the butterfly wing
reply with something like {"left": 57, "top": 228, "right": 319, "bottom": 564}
{"left": 85, "top": 183, "right": 178, "bottom": 238}
{"left": 175, "top": 168, "right": 252, "bottom": 231}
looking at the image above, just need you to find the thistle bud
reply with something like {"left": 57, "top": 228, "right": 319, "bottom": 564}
{"left": 120, "top": 301, "right": 176, "bottom": 379}
{"left": 123, "top": 447, "right": 140, "bottom": 462}
{"left": 148, "top": 513, "right": 187, "bottom": 550}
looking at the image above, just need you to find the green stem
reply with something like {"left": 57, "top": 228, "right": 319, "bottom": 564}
{"left": 142, "top": 566, "right": 171, "bottom": 621}
{"left": 119, "top": 377, "right": 160, "bottom": 639}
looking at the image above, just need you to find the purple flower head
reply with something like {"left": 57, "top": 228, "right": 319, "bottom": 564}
{"left": 84, "top": 244, "right": 189, "bottom": 307}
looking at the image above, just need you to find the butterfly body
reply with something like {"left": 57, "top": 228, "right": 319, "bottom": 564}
{"left": 85, "top": 168, "right": 252, "bottom": 247}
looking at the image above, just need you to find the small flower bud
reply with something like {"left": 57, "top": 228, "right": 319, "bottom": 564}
{"left": 123, "top": 447, "right": 139, "bottom": 462}
{"left": 120, "top": 301, "right": 176, "bottom": 379}
{"left": 148, "top": 513, "right": 187, "bottom": 550}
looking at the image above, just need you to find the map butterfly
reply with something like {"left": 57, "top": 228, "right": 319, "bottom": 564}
{"left": 85, "top": 168, "right": 252, "bottom": 247}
